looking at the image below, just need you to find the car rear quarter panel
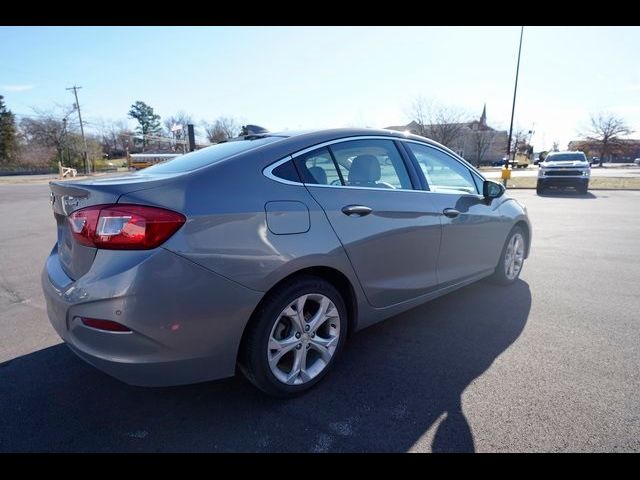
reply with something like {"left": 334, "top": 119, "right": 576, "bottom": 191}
{"left": 117, "top": 156, "right": 366, "bottom": 300}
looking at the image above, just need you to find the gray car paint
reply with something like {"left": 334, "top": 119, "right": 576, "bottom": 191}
{"left": 42, "top": 128, "right": 531, "bottom": 387}
{"left": 304, "top": 185, "right": 442, "bottom": 308}
{"left": 425, "top": 192, "right": 511, "bottom": 285}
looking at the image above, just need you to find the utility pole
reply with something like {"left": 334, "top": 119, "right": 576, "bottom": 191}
{"left": 506, "top": 26, "right": 524, "bottom": 169}
{"left": 66, "top": 85, "right": 90, "bottom": 174}
{"left": 187, "top": 124, "right": 196, "bottom": 152}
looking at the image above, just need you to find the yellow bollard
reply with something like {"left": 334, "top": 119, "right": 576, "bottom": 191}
{"left": 501, "top": 166, "right": 511, "bottom": 188}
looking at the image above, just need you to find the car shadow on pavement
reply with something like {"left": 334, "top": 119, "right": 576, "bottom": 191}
{"left": 537, "top": 191, "right": 598, "bottom": 199}
{"left": 0, "top": 280, "right": 531, "bottom": 453}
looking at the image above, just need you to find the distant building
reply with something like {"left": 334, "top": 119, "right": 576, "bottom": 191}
{"left": 567, "top": 138, "right": 640, "bottom": 163}
{"left": 385, "top": 105, "right": 508, "bottom": 165}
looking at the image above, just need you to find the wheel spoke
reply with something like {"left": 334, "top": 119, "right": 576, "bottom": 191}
{"left": 294, "top": 295, "right": 308, "bottom": 332}
{"left": 307, "top": 296, "right": 336, "bottom": 333}
{"left": 310, "top": 340, "right": 333, "bottom": 363}
{"left": 282, "top": 296, "right": 307, "bottom": 333}
{"left": 286, "top": 347, "right": 305, "bottom": 384}
{"left": 268, "top": 336, "right": 298, "bottom": 368}
{"left": 311, "top": 335, "right": 338, "bottom": 350}
{"left": 299, "top": 350, "right": 311, "bottom": 382}
{"left": 514, "top": 237, "right": 522, "bottom": 256}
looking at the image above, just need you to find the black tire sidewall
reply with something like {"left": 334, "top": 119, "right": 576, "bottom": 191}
{"left": 241, "top": 276, "right": 348, "bottom": 397}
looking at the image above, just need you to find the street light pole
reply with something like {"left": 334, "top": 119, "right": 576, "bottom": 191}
{"left": 505, "top": 26, "right": 524, "bottom": 172}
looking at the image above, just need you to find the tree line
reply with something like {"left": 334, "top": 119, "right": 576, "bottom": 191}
{"left": 0, "top": 97, "right": 243, "bottom": 172}
{"left": 0, "top": 94, "right": 634, "bottom": 172}
{"left": 409, "top": 98, "right": 635, "bottom": 166}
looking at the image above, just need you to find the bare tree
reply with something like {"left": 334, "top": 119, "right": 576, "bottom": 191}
{"left": 510, "top": 128, "right": 530, "bottom": 154}
{"left": 19, "top": 105, "right": 78, "bottom": 166}
{"left": 409, "top": 97, "right": 430, "bottom": 137}
{"left": 469, "top": 129, "right": 498, "bottom": 167}
{"left": 164, "top": 111, "right": 194, "bottom": 151}
{"left": 410, "top": 97, "right": 469, "bottom": 148}
{"left": 97, "top": 120, "right": 135, "bottom": 158}
{"left": 582, "top": 112, "right": 633, "bottom": 167}
{"left": 204, "top": 116, "right": 241, "bottom": 143}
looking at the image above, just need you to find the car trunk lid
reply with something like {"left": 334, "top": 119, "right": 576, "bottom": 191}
{"left": 49, "top": 172, "right": 182, "bottom": 280}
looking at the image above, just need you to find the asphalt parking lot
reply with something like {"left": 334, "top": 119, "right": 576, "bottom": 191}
{"left": 1, "top": 184, "right": 639, "bottom": 452}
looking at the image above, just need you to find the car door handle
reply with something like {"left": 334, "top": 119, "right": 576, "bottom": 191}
{"left": 342, "top": 205, "right": 372, "bottom": 217}
{"left": 442, "top": 208, "right": 460, "bottom": 218}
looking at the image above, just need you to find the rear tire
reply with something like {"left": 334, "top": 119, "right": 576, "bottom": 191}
{"left": 238, "top": 275, "right": 348, "bottom": 397}
{"left": 488, "top": 226, "right": 526, "bottom": 286}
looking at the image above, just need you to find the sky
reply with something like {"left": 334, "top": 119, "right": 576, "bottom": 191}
{"left": 1, "top": 26, "right": 639, "bottom": 150}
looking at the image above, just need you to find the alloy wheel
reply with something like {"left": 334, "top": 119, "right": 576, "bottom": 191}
{"left": 504, "top": 232, "right": 525, "bottom": 280}
{"left": 267, "top": 294, "right": 341, "bottom": 385}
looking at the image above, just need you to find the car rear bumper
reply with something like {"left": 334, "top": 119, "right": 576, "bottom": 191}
{"left": 42, "top": 245, "right": 263, "bottom": 387}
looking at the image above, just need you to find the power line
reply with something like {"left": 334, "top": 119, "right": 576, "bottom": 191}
{"left": 66, "top": 85, "right": 90, "bottom": 174}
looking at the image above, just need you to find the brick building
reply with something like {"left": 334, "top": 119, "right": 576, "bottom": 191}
{"left": 386, "top": 105, "right": 508, "bottom": 165}
{"left": 567, "top": 138, "right": 640, "bottom": 163}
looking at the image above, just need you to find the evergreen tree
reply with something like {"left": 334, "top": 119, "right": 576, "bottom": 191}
{"left": 128, "top": 101, "right": 162, "bottom": 150}
{"left": 0, "top": 95, "right": 18, "bottom": 164}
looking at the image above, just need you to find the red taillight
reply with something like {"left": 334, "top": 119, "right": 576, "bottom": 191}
{"left": 68, "top": 204, "right": 185, "bottom": 250}
{"left": 80, "top": 317, "right": 131, "bottom": 332}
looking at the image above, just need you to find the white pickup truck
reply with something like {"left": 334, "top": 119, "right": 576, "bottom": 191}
{"left": 537, "top": 151, "right": 591, "bottom": 194}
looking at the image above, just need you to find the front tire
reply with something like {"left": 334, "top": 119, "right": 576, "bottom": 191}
{"left": 578, "top": 182, "right": 589, "bottom": 194}
{"left": 489, "top": 226, "right": 526, "bottom": 285}
{"left": 239, "top": 275, "right": 348, "bottom": 397}
{"left": 536, "top": 180, "right": 545, "bottom": 195}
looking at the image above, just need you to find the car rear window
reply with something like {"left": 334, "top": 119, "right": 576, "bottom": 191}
{"left": 144, "top": 137, "right": 283, "bottom": 173}
{"left": 546, "top": 153, "right": 587, "bottom": 162}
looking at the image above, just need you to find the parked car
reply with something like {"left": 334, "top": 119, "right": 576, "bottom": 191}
{"left": 634, "top": 158, "right": 640, "bottom": 166}
{"left": 42, "top": 128, "right": 531, "bottom": 397}
{"left": 537, "top": 151, "right": 591, "bottom": 194}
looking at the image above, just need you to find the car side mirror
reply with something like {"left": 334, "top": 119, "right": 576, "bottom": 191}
{"left": 483, "top": 180, "right": 505, "bottom": 200}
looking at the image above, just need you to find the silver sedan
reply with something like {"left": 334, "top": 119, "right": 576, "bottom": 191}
{"left": 42, "top": 128, "right": 531, "bottom": 396}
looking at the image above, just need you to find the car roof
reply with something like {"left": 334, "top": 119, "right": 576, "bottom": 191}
{"left": 270, "top": 127, "right": 426, "bottom": 143}
{"left": 235, "top": 127, "right": 452, "bottom": 158}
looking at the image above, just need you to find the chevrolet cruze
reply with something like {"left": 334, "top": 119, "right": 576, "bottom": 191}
{"left": 42, "top": 128, "right": 531, "bottom": 396}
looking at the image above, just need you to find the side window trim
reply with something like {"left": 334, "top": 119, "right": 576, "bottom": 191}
{"left": 326, "top": 146, "right": 346, "bottom": 186}
{"left": 264, "top": 155, "right": 300, "bottom": 186}
{"left": 399, "top": 140, "right": 429, "bottom": 191}
{"left": 394, "top": 140, "right": 423, "bottom": 191}
{"left": 264, "top": 135, "right": 487, "bottom": 194}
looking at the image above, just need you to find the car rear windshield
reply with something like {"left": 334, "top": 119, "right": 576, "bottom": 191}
{"left": 546, "top": 153, "right": 587, "bottom": 162}
{"left": 144, "top": 137, "right": 283, "bottom": 173}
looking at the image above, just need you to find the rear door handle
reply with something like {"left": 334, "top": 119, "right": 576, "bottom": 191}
{"left": 443, "top": 208, "right": 460, "bottom": 218}
{"left": 342, "top": 205, "right": 372, "bottom": 217}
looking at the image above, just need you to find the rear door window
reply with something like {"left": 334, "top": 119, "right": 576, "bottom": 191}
{"left": 329, "top": 139, "right": 413, "bottom": 190}
{"left": 405, "top": 142, "right": 479, "bottom": 194}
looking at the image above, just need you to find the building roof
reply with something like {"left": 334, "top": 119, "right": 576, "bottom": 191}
{"left": 385, "top": 105, "right": 504, "bottom": 134}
